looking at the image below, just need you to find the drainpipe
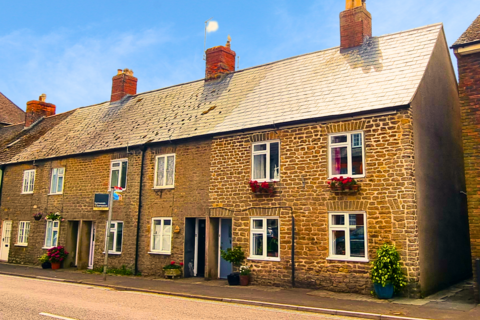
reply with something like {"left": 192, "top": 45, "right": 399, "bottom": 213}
{"left": 0, "top": 166, "right": 4, "bottom": 206}
{"left": 291, "top": 212, "right": 295, "bottom": 288}
{"left": 134, "top": 146, "right": 146, "bottom": 275}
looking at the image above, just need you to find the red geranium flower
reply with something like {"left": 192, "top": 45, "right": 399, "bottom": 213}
{"left": 180, "top": 262, "right": 184, "bottom": 267}
{"left": 170, "top": 261, "right": 175, "bottom": 265}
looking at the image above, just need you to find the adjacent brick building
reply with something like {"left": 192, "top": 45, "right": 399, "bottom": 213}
{"left": 452, "top": 14, "right": 480, "bottom": 301}
{"left": 0, "top": 1, "right": 472, "bottom": 298}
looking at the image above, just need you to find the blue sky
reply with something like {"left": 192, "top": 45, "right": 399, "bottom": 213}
{"left": 0, "top": 0, "right": 478, "bottom": 114}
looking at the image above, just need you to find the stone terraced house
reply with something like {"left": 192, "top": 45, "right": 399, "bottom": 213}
{"left": 0, "top": 92, "right": 25, "bottom": 127}
{"left": 0, "top": 1, "right": 472, "bottom": 297}
{"left": 452, "top": 13, "right": 480, "bottom": 301}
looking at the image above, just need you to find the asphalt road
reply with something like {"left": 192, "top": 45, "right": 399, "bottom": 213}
{"left": 0, "top": 275, "right": 366, "bottom": 320}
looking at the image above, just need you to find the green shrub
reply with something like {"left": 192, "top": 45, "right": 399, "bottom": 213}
{"left": 371, "top": 244, "right": 407, "bottom": 293}
{"left": 220, "top": 246, "right": 246, "bottom": 267}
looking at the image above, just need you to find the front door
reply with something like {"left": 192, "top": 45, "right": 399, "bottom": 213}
{"left": 219, "top": 219, "right": 232, "bottom": 279}
{"left": 88, "top": 222, "right": 96, "bottom": 269}
{"left": 0, "top": 221, "right": 12, "bottom": 261}
{"left": 195, "top": 219, "right": 206, "bottom": 277}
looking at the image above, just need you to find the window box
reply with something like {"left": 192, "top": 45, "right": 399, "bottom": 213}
{"left": 328, "top": 177, "right": 360, "bottom": 193}
{"left": 249, "top": 180, "right": 276, "bottom": 195}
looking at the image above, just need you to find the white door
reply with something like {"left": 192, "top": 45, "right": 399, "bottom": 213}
{"left": 0, "top": 221, "right": 12, "bottom": 261}
{"left": 88, "top": 223, "right": 96, "bottom": 269}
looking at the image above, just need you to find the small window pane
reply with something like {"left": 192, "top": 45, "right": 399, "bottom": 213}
{"left": 331, "top": 135, "right": 347, "bottom": 144}
{"left": 351, "top": 146, "right": 363, "bottom": 175}
{"left": 52, "top": 230, "right": 58, "bottom": 247}
{"left": 51, "top": 170, "right": 58, "bottom": 194}
{"left": 116, "top": 223, "right": 123, "bottom": 252}
{"left": 253, "top": 154, "right": 266, "bottom": 180}
{"left": 112, "top": 163, "right": 120, "bottom": 168}
{"left": 331, "top": 146, "right": 348, "bottom": 175}
{"left": 46, "top": 221, "right": 53, "bottom": 247}
{"left": 332, "top": 215, "right": 345, "bottom": 226}
{"left": 111, "top": 170, "right": 119, "bottom": 188}
{"left": 161, "top": 222, "right": 172, "bottom": 252}
{"left": 166, "top": 156, "right": 175, "bottom": 186}
{"left": 350, "top": 226, "right": 365, "bottom": 258}
{"left": 270, "top": 142, "right": 280, "bottom": 180}
{"left": 57, "top": 176, "right": 64, "bottom": 193}
{"left": 152, "top": 220, "right": 161, "bottom": 251}
{"left": 108, "top": 231, "right": 115, "bottom": 251}
{"left": 253, "top": 144, "right": 267, "bottom": 152}
{"left": 267, "top": 219, "right": 279, "bottom": 257}
{"left": 120, "top": 162, "right": 127, "bottom": 189}
{"left": 156, "top": 157, "right": 165, "bottom": 187}
{"left": 25, "top": 222, "right": 30, "bottom": 243}
{"left": 253, "top": 219, "right": 263, "bottom": 229}
{"left": 164, "top": 219, "right": 171, "bottom": 226}
{"left": 332, "top": 230, "right": 346, "bottom": 255}
{"left": 58, "top": 168, "right": 64, "bottom": 175}
{"left": 253, "top": 234, "right": 263, "bottom": 256}
{"left": 352, "top": 133, "right": 362, "bottom": 147}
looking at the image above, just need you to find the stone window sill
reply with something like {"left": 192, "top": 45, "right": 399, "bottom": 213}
{"left": 326, "top": 257, "right": 369, "bottom": 263}
{"left": 102, "top": 252, "right": 122, "bottom": 255}
{"left": 48, "top": 193, "right": 63, "bottom": 196}
{"left": 247, "top": 257, "right": 280, "bottom": 262}
{"left": 148, "top": 251, "right": 171, "bottom": 255}
{"left": 152, "top": 187, "right": 174, "bottom": 190}
{"left": 14, "top": 244, "right": 28, "bottom": 247}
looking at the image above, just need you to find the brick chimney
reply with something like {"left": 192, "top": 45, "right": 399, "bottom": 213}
{"left": 25, "top": 94, "right": 56, "bottom": 127}
{"left": 111, "top": 68, "right": 138, "bottom": 102}
{"left": 340, "top": 0, "right": 372, "bottom": 49}
{"left": 205, "top": 36, "right": 236, "bottom": 81}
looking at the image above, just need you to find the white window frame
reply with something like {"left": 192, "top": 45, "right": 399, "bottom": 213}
{"left": 248, "top": 217, "right": 280, "bottom": 261}
{"left": 154, "top": 154, "right": 176, "bottom": 189}
{"left": 16, "top": 221, "right": 30, "bottom": 246}
{"left": 251, "top": 140, "right": 281, "bottom": 182}
{"left": 44, "top": 220, "right": 60, "bottom": 249}
{"left": 149, "top": 218, "right": 172, "bottom": 254}
{"left": 106, "top": 221, "right": 123, "bottom": 254}
{"left": 50, "top": 167, "right": 65, "bottom": 195}
{"left": 109, "top": 159, "right": 128, "bottom": 190}
{"left": 22, "top": 169, "right": 36, "bottom": 194}
{"left": 328, "top": 131, "right": 365, "bottom": 179}
{"left": 327, "top": 212, "right": 368, "bottom": 263}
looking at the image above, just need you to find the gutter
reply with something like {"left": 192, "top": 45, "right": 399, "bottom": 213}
{"left": 134, "top": 145, "right": 146, "bottom": 275}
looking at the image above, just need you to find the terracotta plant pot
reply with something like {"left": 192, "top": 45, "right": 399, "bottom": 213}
{"left": 51, "top": 262, "right": 61, "bottom": 270}
{"left": 240, "top": 275, "right": 250, "bottom": 286}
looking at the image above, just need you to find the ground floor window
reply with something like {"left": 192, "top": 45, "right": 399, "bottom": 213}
{"left": 328, "top": 212, "right": 367, "bottom": 262}
{"left": 249, "top": 217, "right": 279, "bottom": 260}
{"left": 44, "top": 220, "right": 59, "bottom": 248}
{"left": 107, "top": 221, "right": 123, "bottom": 254}
{"left": 17, "top": 221, "right": 30, "bottom": 245}
{"left": 150, "top": 218, "right": 172, "bottom": 254}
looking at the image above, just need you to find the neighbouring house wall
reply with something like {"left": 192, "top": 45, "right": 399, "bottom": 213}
{"left": 136, "top": 138, "right": 212, "bottom": 276}
{"left": 412, "top": 30, "right": 472, "bottom": 296}
{"left": 0, "top": 150, "right": 142, "bottom": 270}
{"left": 210, "top": 110, "right": 420, "bottom": 295}
{"left": 456, "top": 46, "right": 480, "bottom": 300}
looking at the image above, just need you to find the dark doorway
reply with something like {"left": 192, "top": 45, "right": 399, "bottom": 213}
{"left": 196, "top": 219, "right": 206, "bottom": 277}
{"left": 65, "top": 221, "right": 79, "bottom": 268}
{"left": 184, "top": 218, "right": 196, "bottom": 278}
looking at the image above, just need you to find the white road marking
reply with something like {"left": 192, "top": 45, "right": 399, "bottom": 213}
{"left": 39, "top": 312, "right": 78, "bottom": 320}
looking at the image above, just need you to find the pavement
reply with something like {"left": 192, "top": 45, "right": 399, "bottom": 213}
{"left": 0, "top": 262, "right": 479, "bottom": 320}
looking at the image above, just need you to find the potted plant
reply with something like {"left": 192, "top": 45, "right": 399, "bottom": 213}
{"left": 38, "top": 254, "right": 51, "bottom": 269}
{"left": 163, "top": 261, "right": 183, "bottom": 279}
{"left": 220, "top": 246, "right": 246, "bottom": 285}
{"left": 239, "top": 265, "right": 251, "bottom": 286}
{"left": 47, "top": 246, "right": 69, "bottom": 270}
{"left": 371, "top": 244, "right": 407, "bottom": 299}
{"left": 45, "top": 212, "right": 64, "bottom": 221}
{"left": 33, "top": 212, "right": 43, "bottom": 221}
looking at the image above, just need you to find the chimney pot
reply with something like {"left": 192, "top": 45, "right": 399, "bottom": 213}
{"left": 340, "top": 0, "right": 371, "bottom": 49}
{"left": 25, "top": 94, "right": 56, "bottom": 127}
{"left": 111, "top": 69, "right": 138, "bottom": 102}
{"left": 205, "top": 36, "right": 236, "bottom": 81}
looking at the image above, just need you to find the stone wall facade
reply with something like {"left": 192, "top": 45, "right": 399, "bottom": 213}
{"left": 457, "top": 50, "right": 480, "bottom": 300}
{"left": 209, "top": 109, "right": 420, "bottom": 295}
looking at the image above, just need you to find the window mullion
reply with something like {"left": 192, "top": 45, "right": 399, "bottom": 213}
{"left": 347, "top": 135, "right": 353, "bottom": 177}
{"left": 160, "top": 220, "right": 164, "bottom": 252}
{"left": 266, "top": 144, "right": 271, "bottom": 181}
{"left": 345, "top": 214, "right": 351, "bottom": 259}
{"left": 164, "top": 158, "right": 168, "bottom": 186}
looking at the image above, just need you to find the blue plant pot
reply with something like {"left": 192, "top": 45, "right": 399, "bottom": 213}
{"left": 374, "top": 283, "right": 394, "bottom": 299}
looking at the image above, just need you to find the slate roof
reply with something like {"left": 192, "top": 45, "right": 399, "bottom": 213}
{"left": 0, "top": 111, "right": 74, "bottom": 164}
{"left": 0, "top": 92, "right": 24, "bottom": 125}
{"left": 6, "top": 23, "right": 443, "bottom": 164}
{"left": 452, "top": 14, "right": 480, "bottom": 47}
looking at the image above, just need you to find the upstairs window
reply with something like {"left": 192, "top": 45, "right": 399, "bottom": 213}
{"left": 154, "top": 154, "right": 176, "bottom": 188}
{"left": 110, "top": 159, "right": 128, "bottom": 190}
{"left": 22, "top": 170, "right": 36, "bottom": 194}
{"left": 328, "top": 132, "right": 365, "bottom": 178}
{"left": 251, "top": 141, "right": 280, "bottom": 182}
{"left": 17, "top": 221, "right": 30, "bottom": 245}
{"left": 50, "top": 168, "right": 65, "bottom": 195}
